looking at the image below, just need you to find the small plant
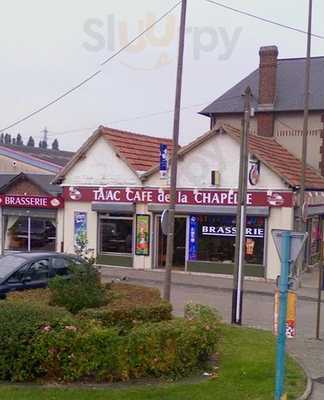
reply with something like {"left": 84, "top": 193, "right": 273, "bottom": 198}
{"left": 185, "top": 303, "right": 221, "bottom": 323}
{"left": 49, "top": 264, "right": 109, "bottom": 314}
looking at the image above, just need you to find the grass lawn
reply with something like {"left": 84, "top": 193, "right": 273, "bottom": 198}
{"left": 0, "top": 324, "right": 306, "bottom": 400}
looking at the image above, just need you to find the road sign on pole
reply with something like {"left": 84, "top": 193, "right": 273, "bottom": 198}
{"left": 272, "top": 230, "right": 308, "bottom": 264}
{"left": 271, "top": 230, "right": 308, "bottom": 400}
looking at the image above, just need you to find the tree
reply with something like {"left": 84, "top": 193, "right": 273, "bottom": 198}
{"left": 27, "top": 136, "right": 35, "bottom": 147}
{"left": 12, "top": 138, "right": 16, "bottom": 145}
{"left": 4, "top": 134, "right": 10, "bottom": 144}
{"left": 38, "top": 140, "right": 42, "bottom": 148}
{"left": 52, "top": 138, "right": 59, "bottom": 150}
{"left": 0, "top": 133, "right": 4, "bottom": 144}
{"left": 16, "top": 134, "right": 23, "bottom": 145}
{"left": 42, "top": 140, "right": 48, "bottom": 149}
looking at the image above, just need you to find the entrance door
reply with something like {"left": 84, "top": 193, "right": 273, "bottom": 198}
{"left": 157, "top": 216, "right": 186, "bottom": 270}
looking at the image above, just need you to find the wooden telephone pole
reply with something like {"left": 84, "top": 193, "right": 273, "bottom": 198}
{"left": 163, "top": 0, "right": 187, "bottom": 301}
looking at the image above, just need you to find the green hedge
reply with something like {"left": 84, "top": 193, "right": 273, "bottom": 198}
{"left": 0, "top": 302, "right": 75, "bottom": 381}
{"left": 79, "top": 301, "right": 173, "bottom": 331}
{"left": 0, "top": 301, "right": 219, "bottom": 383}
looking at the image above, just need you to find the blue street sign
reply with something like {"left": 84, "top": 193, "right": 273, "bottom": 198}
{"left": 160, "top": 144, "right": 168, "bottom": 179}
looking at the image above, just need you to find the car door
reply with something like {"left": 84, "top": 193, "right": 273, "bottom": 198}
{"left": 3, "top": 264, "right": 29, "bottom": 294}
{"left": 22, "top": 258, "right": 50, "bottom": 290}
{"left": 51, "top": 256, "right": 71, "bottom": 278}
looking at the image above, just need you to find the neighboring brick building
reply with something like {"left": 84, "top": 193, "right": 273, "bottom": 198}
{"left": 200, "top": 46, "right": 324, "bottom": 173}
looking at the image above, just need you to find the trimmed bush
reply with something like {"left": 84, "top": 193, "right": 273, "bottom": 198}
{"left": 31, "top": 315, "right": 219, "bottom": 382}
{"left": 0, "top": 300, "right": 219, "bottom": 383}
{"left": 0, "top": 301, "right": 75, "bottom": 381}
{"left": 49, "top": 264, "right": 109, "bottom": 314}
{"left": 79, "top": 301, "right": 172, "bottom": 331}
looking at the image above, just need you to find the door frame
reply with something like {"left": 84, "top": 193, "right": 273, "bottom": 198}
{"left": 153, "top": 214, "right": 188, "bottom": 271}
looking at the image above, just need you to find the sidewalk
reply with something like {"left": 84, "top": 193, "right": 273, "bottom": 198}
{"left": 100, "top": 265, "right": 323, "bottom": 303}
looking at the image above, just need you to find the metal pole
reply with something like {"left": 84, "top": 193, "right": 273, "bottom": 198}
{"left": 231, "top": 86, "right": 252, "bottom": 324}
{"left": 299, "top": 0, "right": 313, "bottom": 233}
{"left": 316, "top": 219, "right": 323, "bottom": 339}
{"left": 163, "top": 0, "right": 187, "bottom": 301}
{"left": 275, "top": 231, "right": 291, "bottom": 400}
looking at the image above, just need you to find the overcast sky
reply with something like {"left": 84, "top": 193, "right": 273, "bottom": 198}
{"left": 1, "top": 0, "right": 324, "bottom": 151}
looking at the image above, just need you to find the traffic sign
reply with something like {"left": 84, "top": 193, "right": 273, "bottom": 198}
{"left": 271, "top": 230, "right": 308, "bottom": 263}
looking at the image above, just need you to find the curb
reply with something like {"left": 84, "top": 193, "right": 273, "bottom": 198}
{"left": 100, "top": 270, "right": 324, "bottom": 304}
{"left": 289, "top": 353, "right": 313, "bottom": 400}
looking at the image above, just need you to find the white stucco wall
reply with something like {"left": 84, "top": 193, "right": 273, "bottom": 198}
{"left": 56, "top": 208, "right": 64, "bottom": 252}
{"left": 266, "top": 207, "right": 294, "bottom": 280}
{"left": 146, "top": 132, "right": 287, "bottom": 191}
{"left": 63, "top": 201, "right": 98, "bottom": 255}
{"left": 63, "top": 136, "right": 141, "bottom": 187}
{"left": 275, "top": 113, "right": 323, "bottom": 170}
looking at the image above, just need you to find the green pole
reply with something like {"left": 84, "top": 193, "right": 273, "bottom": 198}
{"left": 274, "top": 231, "right": 291, "bottom": 400}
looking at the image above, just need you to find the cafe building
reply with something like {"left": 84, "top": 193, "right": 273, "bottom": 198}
{"left": 0, "top": 173, "right": 64, "bottom": 254}
{"left": 54, "top": 125, "right": 324, "bottom": 281}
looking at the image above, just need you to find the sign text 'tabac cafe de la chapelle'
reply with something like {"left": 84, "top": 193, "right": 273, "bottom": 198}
{"left": 64, "top": 187, "right": 294, "bottom": 208}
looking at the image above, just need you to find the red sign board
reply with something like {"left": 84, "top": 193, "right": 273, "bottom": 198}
{"left": 64, "top": 186, "right": 294, "bottom": 208}
{"left": 0, "top": 195, "right": 64, "bottom": 209}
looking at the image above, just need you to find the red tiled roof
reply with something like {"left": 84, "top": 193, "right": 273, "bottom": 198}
{"left": 224, "top": 124, "right": 324, "bottom": 189}
{"left": 101, "top": 127, "right": 174, "bottom": 172}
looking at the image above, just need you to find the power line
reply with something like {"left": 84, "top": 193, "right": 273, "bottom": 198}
{"left": 204, "top": 0, "right": 324, "bottom": 40}
{"left": 100, "top": 1, "right": 181, "bottom": 66}
{"left": 44, "top": 94, "right": 242, "bottom": 137}
{"left": 0, "top": 1, "right": 181, "bottom": 134}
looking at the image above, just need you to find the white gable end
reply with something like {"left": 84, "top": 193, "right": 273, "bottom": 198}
{"left": 63, "top": 136, "right": 141, "bottom": 186}
{"left": 146, "top": 133, "right": 287, "bottom": 190}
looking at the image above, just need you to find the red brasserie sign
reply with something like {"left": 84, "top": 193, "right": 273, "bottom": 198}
{"left": 64, "top": 187, "right": 294, "bottom": 208}
{"left": 0, "top": 195, "right": 64, "bottom": 209}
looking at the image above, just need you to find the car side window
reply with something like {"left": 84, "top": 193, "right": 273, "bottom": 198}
{"left": 52, "top": 257, "right": 73, "bottom": 276}
{"left": 25, "top": 259, "right": 49, "bottom": 281}
{"left": 6, "top": 265, "right": 29, "bottom": 283}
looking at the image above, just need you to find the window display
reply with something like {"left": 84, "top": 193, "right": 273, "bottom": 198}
{"left": 4, "top": 216, "right": 56, "bottom": 252}
{"left": 190, "top": 215, "right": 265, "bottom": 265}
{"left": 99, "top": 214, "right": 133, "bottom": 254}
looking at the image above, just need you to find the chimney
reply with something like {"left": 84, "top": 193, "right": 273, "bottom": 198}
{"left": 257, "top": 45, "right": 278, "bottom": 137}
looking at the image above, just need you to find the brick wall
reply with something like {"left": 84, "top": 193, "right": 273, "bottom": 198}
{"left": 5, "top": 180, "right": 48, "bottom": 196}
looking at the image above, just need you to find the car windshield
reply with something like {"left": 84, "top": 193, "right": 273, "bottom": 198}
{"left": 0, "top": 255, "right": 25, "bottom": 279}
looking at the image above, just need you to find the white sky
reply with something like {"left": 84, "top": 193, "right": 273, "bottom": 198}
{"left": 1, "top": 0, "right": 324, "bottom": 151}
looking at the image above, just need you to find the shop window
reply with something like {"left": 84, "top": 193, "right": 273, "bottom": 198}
{"left": 191, "top": 215, "right": 265, "bottom": 265}
{"left": 4, "top": 216, "right": 56, "bottom": 252}
{"left": 99, "top": 215, "right": 133, "bottom": 255}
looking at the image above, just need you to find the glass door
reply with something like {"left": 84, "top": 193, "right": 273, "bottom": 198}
{"left": 156, "top": 216, "right": 186, "bottom": 270}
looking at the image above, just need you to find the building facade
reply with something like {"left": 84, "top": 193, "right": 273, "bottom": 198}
{"left": 200, "top": 46, "right": 324, "bottom": 173}
{"left": 54, "top": 125, "right": 324, "bottom": 281}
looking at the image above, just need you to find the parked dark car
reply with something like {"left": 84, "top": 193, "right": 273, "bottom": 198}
{"left": 0, "top": 252, "right": 84, "bottom": 299}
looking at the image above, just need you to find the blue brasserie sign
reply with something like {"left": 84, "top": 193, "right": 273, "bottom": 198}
{"left": 189, "top": 216, "right": 198, "bottom": 260}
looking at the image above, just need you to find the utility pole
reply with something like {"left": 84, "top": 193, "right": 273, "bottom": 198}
{"left": 316, "top": 222, "right": 323, "bottom": 339}
{"left": 231, "top": 86, "right": 252, "bottom": 324}
{"left": 299, "top": 0, "right": 313, "bottom": 233}
{"left": 163, "top": 0, "right": 187, "bottom": 301}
